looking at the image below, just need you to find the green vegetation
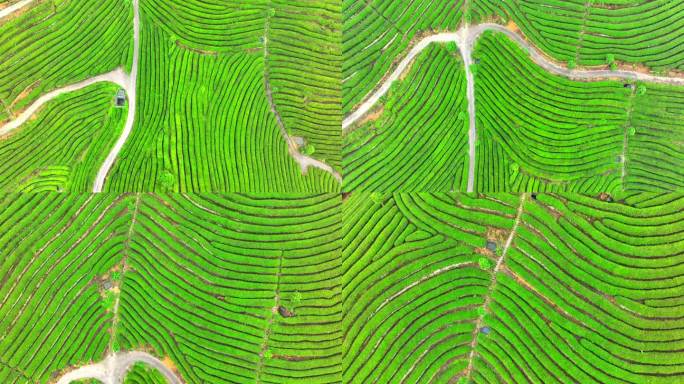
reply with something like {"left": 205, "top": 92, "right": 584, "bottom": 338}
{"left": 116, "top": 193, "right": 342, "bottom": 383}
{"left": 0, "top": 84, "right": 125, "bottom": 192}
{"left": 101, "top": 3, "right": 340, "bottom": 192}
{"left": 473, "top": 31, "right": 684, "bottom": 192}
{"left": 268, "top": 0, "right": 343, "bottom": 168}
{"left": 626, "top": 83, "right": 684, "bottom": 190}
{"left": 1, "top": 192, "right": 684, "bottom": 382}
{"left": 342, "top": 0, "right": 465, "bottom": 113}
{"left": 472, "top": 0, "right": 684, "bottom": 72}
{"left": 124, "top": 363, "right": 166, "bottom": 384}
{"left": 0, "top": 194, "right": 126, "bottom": 383}
{"left": 344, "top": 44, "right": 469, "bottom": 192}
{"left": 474, "top": 32, "right": 629, "bottom": 192}
{"left": 2, "top": 2, "right": 684, "bottom": 384}
{"left": 0, "top": 0, "right": 131, "bottom": 122}
{"left": 0, "top": 193, "right": 341, "bottom": 383}
{"left": 1, "top": 0, "right": 342, "bottom": 193}
{"left": 344, "top": 192, "right": 684, "bottom": 383}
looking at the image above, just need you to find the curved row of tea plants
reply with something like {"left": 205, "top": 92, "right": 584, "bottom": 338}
{"left": 267, "top": 0, "right": 343, "bottom": 169}
{"left": 104, "top": 17, "right": 339, "bottom": 192}
{"left": 343, "top": 44, "right": 469, "bottom": 192}
{"left": 342, "top": 0, "right": 465, "bottom": 114}
{"left": 343, "top": 192, "right": 520, "bottom": 383}
{"left": 0, "top": 193, "right": 342, "bottom": 383}
{"left": 343, "top": 192, "right": 684, "bottom": 383}
{"left": 625, "top": 82, "right": 684, "bottom": 191}
{"left": 472, "top": 193, "right": 684, "bottom": 383}
{"left": 474, "top": 31, "right": 684, "bottom": 192}
{"left": 474, "top": 32, "right": 629, "bottom": 192}
{"left": 140, "top": 0, "right": 264, "bottom": 53}
{"left": 0, "top": 193, "right": 129, "bottom": 383}
{"left": 115, "top": 193, "right": 342, "bottom": 384}
{"left": 123, "top": 362, "right": 167, "bottom": 384}
{"left": 142, "top": 0, "right": 342, "bottom": 170}
{"left": 0, "top": 84, "right": 125, "bottom": 192}
{"left": 0, "top": 0, "right": 131, "bottom": 123}
{"left": 472, "top": 0, "right": 684, "bottom": 72}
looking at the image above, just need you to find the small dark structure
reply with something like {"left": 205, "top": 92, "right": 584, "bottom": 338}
{"left": 278, "top": 305, "right": 295, "bottom": 318}
{"left": 486, "top": 240, "right": 497, "bottom": 252}
{"left": 115, "top": 89, "right": 126, "bottom": 107}
{"left": 103, "top": 281, "right": 113, "bottom": 290}
{"left": 531, "top": 193, "right": 537, "bottom": 200}
{"left": 480, "top": 326, "right": 491, "bottom": 335}
{"left": 623, "top": 83, "right": 634, "bottom": 89}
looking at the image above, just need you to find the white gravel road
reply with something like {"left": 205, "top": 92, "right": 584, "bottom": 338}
{"left": 55, "top": 351, "right": 181, "bottom": 384}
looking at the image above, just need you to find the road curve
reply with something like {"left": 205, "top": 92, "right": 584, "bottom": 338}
{"left": 0, "top": 0, "right": 35, "bottom": 20}
{"left": 92, "top": 0, "right": 140, "bottom": 192}
{"left": 0, "top": 69, "right": 128, "bottom": 137}
{"left": 469, "top": 23, "right": 684, "bottom": 86}
{"left": 343, "top": 22, "right": 684, "bottom": 192}
{"left": 55, "top": 351, "right": 182, "bottom": 384}
{"left": 341, "top": 31, "right": 465, "bottom": 132}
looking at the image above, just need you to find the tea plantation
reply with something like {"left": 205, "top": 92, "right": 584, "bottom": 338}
{"left": 1, "top": 0, "right": 683, "bottom": 383}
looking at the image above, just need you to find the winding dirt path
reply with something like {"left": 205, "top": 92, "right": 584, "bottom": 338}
{"left": 0, "top": 70, "right": 129, "bottom": 137}
{"left": 54, "top": 351, "right": 181, "bottom": 384}
{"left": 0, "top": 0, "right": 35, "bottom": 20}
{"left": 92, "top": 0, "right": 139, "bottom": 192}
{"left": 343, "top": 23, "right": 684, "bottom": 192}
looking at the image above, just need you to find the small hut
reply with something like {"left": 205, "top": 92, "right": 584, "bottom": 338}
{"left": 115, "top": 89, "right": 126, "bottom": 107}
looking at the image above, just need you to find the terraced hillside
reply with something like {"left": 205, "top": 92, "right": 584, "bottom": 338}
{"left": 1, "top": 0, "right": 342, "bottom": 192}
{"left": 473, "top": 31, "right": 628, "bottom": 192}
{"left": 141, "top": 0, "right": 344, "bottom": 169}
{"left": 99, "top": 0, "right": 341, "bottom": 192}
{"left": 471, "top": 0, "right": 684, "bottom": 73}
{"left": 343, "top": 192, "right": 684, "bottom": 383}
{"left": 0, "top": 194, "right": 128, "bottom": 383}
{"left": 473, "top": 31, "right": 684, "bottom": 192}
{"left": 268, "top": 0, "right": 343, "bottom": 169}
{"left": 0, "top": 84, "right": 125, "bottom": 192}
{"left": 0, "top": 193, "right": 341, "bottom": 384}
{"left": 0, "top": 0, "right": 131, "bottom": 122}
{"left": 2, "top": 1, "right": 684, "bottom": 384}
{"left": 343, "top": 44, "right": 469, "bottom": 192}
{"left": 342, "top": 0, "right": 464, "bottom": 114}
{"left": 625, "top": 82, "right": 684, "bottom": 191}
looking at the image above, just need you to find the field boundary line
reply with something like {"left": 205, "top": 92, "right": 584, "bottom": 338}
{"left": 460, "top": 193, "right": 526, "bottom": 380}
